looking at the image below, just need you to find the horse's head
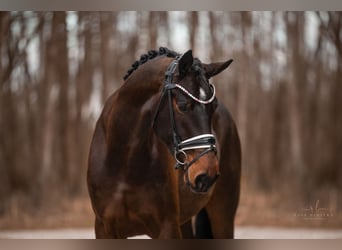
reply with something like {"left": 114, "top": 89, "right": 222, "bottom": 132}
{"left": 153, "top": 50, "right": 233, "bottom": 193}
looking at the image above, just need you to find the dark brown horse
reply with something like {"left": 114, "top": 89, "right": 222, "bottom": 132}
{"left": 87, "top": 47, "right": 241, "bottom": 239}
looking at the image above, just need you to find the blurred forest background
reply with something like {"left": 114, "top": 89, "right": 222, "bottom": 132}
{"left": 0, "top": 11, "right": 341, "bottom": 228}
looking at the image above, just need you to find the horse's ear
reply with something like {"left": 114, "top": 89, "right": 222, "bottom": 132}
{"left": 178, "top": 50, "right": 193, "bottom": 77}
{"left": 203, "top": 59, "right": 233, "bottom": 79}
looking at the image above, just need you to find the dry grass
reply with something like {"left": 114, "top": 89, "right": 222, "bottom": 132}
{"left": 236, "top": 179, "right": 342, "bottom": 228}
{"left": 0, "top": 194, "right": 94, "bottom": 230}
{"left": 1, "top": 183, "right": 341, "bottom": 230}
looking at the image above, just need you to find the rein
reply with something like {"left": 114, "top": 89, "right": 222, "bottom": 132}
{"left": 152, "top": 56, "right": 217, "bottom": 171}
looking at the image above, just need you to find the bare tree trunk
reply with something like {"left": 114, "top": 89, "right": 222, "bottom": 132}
{"left": 39, "top": 12, "right": 56, "bottom": 190}
{"left": 188, "top": 11, "right": 198, "bottom": 51}
{"left": 285, "top": 12, "right": 307, "bottom": 197}
{"left": 100, "top": 12, "right": 116, "bottom": 102}
{"left": 0, "top": 13, "right": 16, "bottom": 209}
{"left": 208, "top": 12, "right": 220, "bottom": 61}
{"left": 51, "top": 12, "right": 71, "bottom": 191}
{"left": 0, "top": 13, "right": 23, "bottom": 196}
{"left": 327, "top": 13, "right": 342, "bottom": 190}
{"left": 235, "top": 12, "right": 251, "bottom": 166}
{"left": 72, "top": 12, "right": 95, "bottom": 194}
{"left": 147, "top": 12, "right": 158, "bottom": 49}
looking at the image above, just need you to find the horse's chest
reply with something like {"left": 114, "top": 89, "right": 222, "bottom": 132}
{"left": 103, "top": 181, "right": 163, "bottom": 237}
{"left": 179, "top": 185, "right": 214, "bottom": 223}
{"left": 102, "top": 179, "right": 214, "bottom": 236}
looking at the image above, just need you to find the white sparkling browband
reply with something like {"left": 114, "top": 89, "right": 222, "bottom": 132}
{"left": 174, "top": 83, "right": 216, "bottom": 104}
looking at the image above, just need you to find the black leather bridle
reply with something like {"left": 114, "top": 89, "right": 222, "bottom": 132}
{"left": 152, "top": 56, "right": 217, "bottom": 171}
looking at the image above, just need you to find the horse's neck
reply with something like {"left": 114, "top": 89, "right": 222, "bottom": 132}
{"left": 120, "top": 56, "right": 171, "bottom": 104}
{"left": 104, "top": 91, "right": 168, "bottom": 178}
{"left": 104, "top": 57, "right": 172, "bottom": 172}
{"left": 105, "top": 80, "right": 160, "bottom": 160}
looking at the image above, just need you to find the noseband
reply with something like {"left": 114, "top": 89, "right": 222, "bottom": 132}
{"left": 152, "top": 56, "right": 217, "bottom": 171}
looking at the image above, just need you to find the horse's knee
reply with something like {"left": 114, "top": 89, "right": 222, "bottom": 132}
{"left": 204, "top": 205, "right": 235, "bottom": 239}
{"left": 158, "top": 220, "right": 182, "bottom": 239}
{"left": 95, "top": 218, "right": 118, "bottom": 239}
{"left": 181, "top": 219, "right": 195, "bottom": 239}
{"left": 95, "top": 218, "right": 106, "bottom": 238}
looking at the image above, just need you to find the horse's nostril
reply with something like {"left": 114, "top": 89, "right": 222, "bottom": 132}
{"left": 195, "top": 173, "right": 208, "bottom": 186}
{"left": 194, "top": 172, "right": 219, "bottom": 193}
{"left": 194, "top": 173, "right": 210, "bottom": 192}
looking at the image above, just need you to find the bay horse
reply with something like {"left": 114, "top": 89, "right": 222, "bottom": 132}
{"left": 87, "top": 47, "right": 241, "bottom": 238}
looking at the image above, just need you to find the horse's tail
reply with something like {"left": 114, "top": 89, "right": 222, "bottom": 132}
{"left": 194, "top": 208, "right": 213, "bottom": 238}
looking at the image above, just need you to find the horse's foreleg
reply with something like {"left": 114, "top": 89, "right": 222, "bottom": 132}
{"left": 194, "top": 208, "right": 213, "bottom": 238}
{"left": 94, "top": 218, "right": 107, "bottom": 238}
{"left": 158, "top": 219, "right": 182, "bottom": 239}
{"left": 203, "top": 202, "right": 235, "bottom": 238}
{"left": 203, "top": 172, "right": 240, "bottom": 238}
{"left": 204, "top": 183, "right": 239, "bottom": 238}
{"left": 95, "top": 218, "right": 120, "bottom": 239}
{"left": 180, "top": 219, "right": 195, "bottom": 238}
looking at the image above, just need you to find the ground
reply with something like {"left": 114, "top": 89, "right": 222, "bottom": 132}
{"left": 0, "top": 181, "right": 341, "bottom": 230}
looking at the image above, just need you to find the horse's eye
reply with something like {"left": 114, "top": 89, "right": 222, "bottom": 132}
{"left": 178, "top": 102, "right": 190, "bottom": 113}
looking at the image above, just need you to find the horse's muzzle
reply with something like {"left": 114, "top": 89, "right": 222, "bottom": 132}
{"left": 192, "top": 172, "right": 220, "bottom": 193}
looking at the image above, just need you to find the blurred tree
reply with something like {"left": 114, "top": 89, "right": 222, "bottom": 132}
{"left": 1, "top": 11, "right": 342, "bottom": 216}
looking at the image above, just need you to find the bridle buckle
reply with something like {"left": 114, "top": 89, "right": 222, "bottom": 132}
{"left": 174, "top": 150, "right": 188, "bottom": 170}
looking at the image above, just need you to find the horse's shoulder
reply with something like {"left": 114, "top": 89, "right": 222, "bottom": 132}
{"left": 214, "top": 101, "right": 241, "bottom": 158}
{"left": 214, "top": 101, "right": 235, "bottom": 133}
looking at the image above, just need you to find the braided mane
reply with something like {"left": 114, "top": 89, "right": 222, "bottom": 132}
{"left": 123, "top": 47, "right": 180, "bottom": 80}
